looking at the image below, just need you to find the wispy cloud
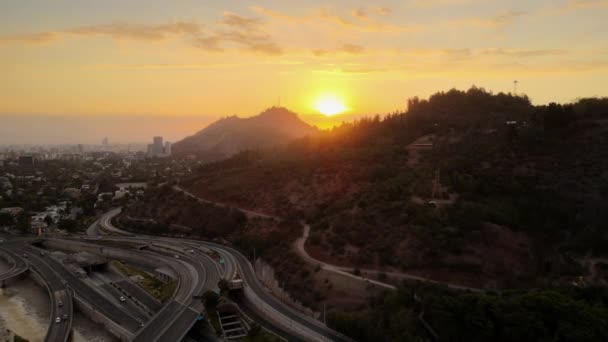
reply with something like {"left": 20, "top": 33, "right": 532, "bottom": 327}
{"left": 351, "top": 6, "right": 392, "bottom": 20}
{"left": 449, "top": 10, "right": 526, "bottom": 28}
{"left": 251, "top": 6, "right": 419, "bottom": 33}
{"left": 566, "top": 0, "right": 608, "bottom": 9}
{"left": 195, "top": 12, "right": 282, "bottom": 55}
{"left": 0, "top": 13, "right": 283, "bottom": 55}
{"left": 0, "top": 21, "right": 202, "bottom": 44}
{"left": 312, "top": 44, "right": 366, "bottom": 57}
{"left": 0, "top": 31, "right": 58, "bottom": 44}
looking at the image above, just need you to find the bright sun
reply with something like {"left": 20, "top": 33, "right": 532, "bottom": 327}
{"left": 314, "top": 96, "right": 346, "bottom": 116}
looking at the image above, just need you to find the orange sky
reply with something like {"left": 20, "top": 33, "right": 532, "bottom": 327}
{"left": 1, "top": 0, "right": 607, "bottom": 143}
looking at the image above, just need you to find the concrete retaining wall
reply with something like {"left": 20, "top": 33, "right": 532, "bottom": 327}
{"left": 72, "top": 294, "right": 132, "bottom": 341}
{"left": 254, "top": 258, "right": 319, "bottom": 319}
{"left": 42, "top": 239, "right": 174, "bottom": 272}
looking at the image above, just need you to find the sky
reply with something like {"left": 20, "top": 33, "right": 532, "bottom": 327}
{"left": 1, "top": 0, "right": 608, "bottom": 144}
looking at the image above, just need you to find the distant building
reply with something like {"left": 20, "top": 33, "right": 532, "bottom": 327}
{"left": 147, "top": 136, "right": 172, "bottom": 158}
{"left": 0, "top": 207, "right": 24, "bottom": 217}
{"left": 102, "top": 137, "right": 109, "bottom": 147}
{"left": 18, "top": 155, "right": 35, "bottom": 167}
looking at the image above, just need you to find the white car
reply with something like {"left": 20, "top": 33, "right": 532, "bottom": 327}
{"left": 119, "top": 296, "right": 126, "bottom": 302}
{"left": 55, "top": 317, "right": 61, "bottom": 324}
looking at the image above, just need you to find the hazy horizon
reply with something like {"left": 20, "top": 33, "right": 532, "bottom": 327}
{"left": 0, "top": 108, "right": 378, "bottom": 144}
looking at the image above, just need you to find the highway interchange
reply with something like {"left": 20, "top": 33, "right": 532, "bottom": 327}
{"left": 0, "top": 208, "right": 353, "bottom": 342}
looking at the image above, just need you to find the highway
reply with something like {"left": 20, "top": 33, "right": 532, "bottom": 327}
{"left": 35, "top": 247, "right": 143, "bottom": 334}
{"left": 96, "top": 208, "right": 353, "bottom": 342}
{"left": 0, "top": 247, "right": 28, "bottom": 281}
{"left": 22, "top": 249, "right": 74, "bottom": 342}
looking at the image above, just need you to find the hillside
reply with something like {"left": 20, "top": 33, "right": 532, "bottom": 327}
{"left": 121, "top": 88, "right": 608, "bottom": 328}
{"left": 173, "top": 88, "right": 608, "bottom": 288}
{"left": 172, "top": 107, "right": 318, "bottom": 159}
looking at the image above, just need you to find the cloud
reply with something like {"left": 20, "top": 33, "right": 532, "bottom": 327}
{"left": 566, "top": 0, "right": 608, "bottom": 9}
{"left": 0, "top": 31, "right": 59, "bottom": 44}
{"left": 220, "top": 12, "right": 262, "bottom": 30}
{"left": 449, "top": 10, "right": 526, "bottom": 28}
{"left": 65, "top": 22, "right": 202, "bottom": 40}
{"left": 0, "top": 21, "right": 202, "bottom": 44}
{"left": 479, "top": 48, "right": 568, "bottom": 58}
{"left": 0, "top": 12, "right": 282, "bottom": 55}
{"left": 312, "top": 44, "right": 366, "bottom": 56}
{"left": 406, "top": 0, "right": 478, "bottom": 8}
{"left": 351, "top": 6, "right": 392, "bottom": 19}
{"left": 194, "top": 12, "right": 282, "bottom": 55}
{"left": 251, "top": 6, "right": 418, "bottom": 33}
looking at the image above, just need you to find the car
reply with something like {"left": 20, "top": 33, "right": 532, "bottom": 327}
{"left": 119, "top": 296, "right": 126, "bottom": 302}
{"left": 39, "top": 251, "right": 45, "bottom": 256}
{"left": 22, "top": 253, "right": 28, "bottom": 258}
{"left": 174, "top": 255, "right": 180, "bottom": 259}
{"left": 188, "top": 249, "right": 195, "bottom": 253}
{"left": 55, "top": 317, "right": 61, "bottom": 324}
{"left": 58, "top": 300, "right": 63, "bottom": 307}
{"left": 139, "top": 322, "right": 145, "bottom": 327}
{"left": 62, "top": 314, "right": 68, "bottom": 321}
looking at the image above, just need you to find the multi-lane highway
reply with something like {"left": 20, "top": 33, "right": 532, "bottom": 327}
{"left": 96, "top": 208, "right": 353, "bottom": 342}
{"left": 23, "top": 249, "right": 74, "bottom": 342}
{"left": 1, "top": 206, "right": 353, "bottom": 342}
{"left": 0, "top": 247, "right": 28, "bottom": 281}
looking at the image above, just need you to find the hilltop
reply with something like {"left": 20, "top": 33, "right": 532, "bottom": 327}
{"left": 120, "top": 88, "right": 608, "bottom": 337}
{"left": 172, "top": 107, "right": 318, "bottom": 160}
{"left": 173, "top": 88, "right": 608, "bottom": 287}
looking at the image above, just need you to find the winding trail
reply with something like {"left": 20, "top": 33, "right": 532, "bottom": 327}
{"left": 172, "top": 186, "right": 481, "bottom": 292}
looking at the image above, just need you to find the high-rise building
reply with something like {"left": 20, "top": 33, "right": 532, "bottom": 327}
{"left": 102, "top": 137, "right": 109, "bottom": 146}
{"left": 147, "top": 136, "right": 171, "bottom": 157}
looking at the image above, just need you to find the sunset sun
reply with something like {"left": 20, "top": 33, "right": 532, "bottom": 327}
{"left": 314, "top": 96, "right": 347, "bottom": 116}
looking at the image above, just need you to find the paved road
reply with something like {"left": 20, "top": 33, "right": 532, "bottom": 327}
{"left": 0, "top": 248, "right": 28, "bottom": 281}
{"left": 173, "top": 187, "right": 481, "bottom": 292}
{"left": 35, "top": 248, "right": 142, "bottom": 334}
{"left": 21, "top": 249, "right": 73, "bottom": 342}
{"left": 97, "top": 209, "right": 353, "bottom": 342}
{"left": 173, "top": 186, "right": 280, "bottom": 221}
{"left": 115, "top": 280, "right": 162, "bottom": 312}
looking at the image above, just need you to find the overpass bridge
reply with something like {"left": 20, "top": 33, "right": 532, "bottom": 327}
{"left": 0, "top": 248, "right": 29, "bottom": 285}
{"left": 96, "top": 208, "right": 354, "bottom": 342}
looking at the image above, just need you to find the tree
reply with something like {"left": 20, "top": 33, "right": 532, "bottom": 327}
{"left": 44, "top": 215, "right": 54, "bottom": 227}
{"left": 247, "top": 323, "right": 262, "bottom": 337}
{"left": 58, "top": 219, "right": 78, "bottom": 232}
{"left": 218, "top": 279, "right": 230, "bottom": 294}
{"left": 16, "top": 212, "right": 31, "bottom": 234}
{"left": 0, "top": 212, "right": 14, "bottom": 227}
{"left": 202, "top": 290, "right": 220, "bottom": 310}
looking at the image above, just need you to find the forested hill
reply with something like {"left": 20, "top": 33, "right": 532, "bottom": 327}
{"left": 172, "top": 106, "right": 318, "bottom": 160}
{"left": 182, "top": 87, "right": 608, "bottom": 289}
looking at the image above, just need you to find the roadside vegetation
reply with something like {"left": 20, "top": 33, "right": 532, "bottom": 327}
{"left": 328, "top": 281, "right": 608, "bottom": 342}
{"left": 111, "top": 260, "right": 176, "bottom": 302}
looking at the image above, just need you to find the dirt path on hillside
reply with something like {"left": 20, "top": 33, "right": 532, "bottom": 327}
{"left": 173, "top": 185, "right": 481, "bottom": 292}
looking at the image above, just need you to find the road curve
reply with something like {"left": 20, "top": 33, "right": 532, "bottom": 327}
{"left": 173, "top": 187, "right": 481, "bottom": 292}
{"left": 23, "top": 249, "right": 74, "bottom": 342}
{"left": 97, "top": 208, "right": 353, "bottom": 342}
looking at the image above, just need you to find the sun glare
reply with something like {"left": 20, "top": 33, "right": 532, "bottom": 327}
{"left": 314, "top": 96, "right": 347, "bottom": 116}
